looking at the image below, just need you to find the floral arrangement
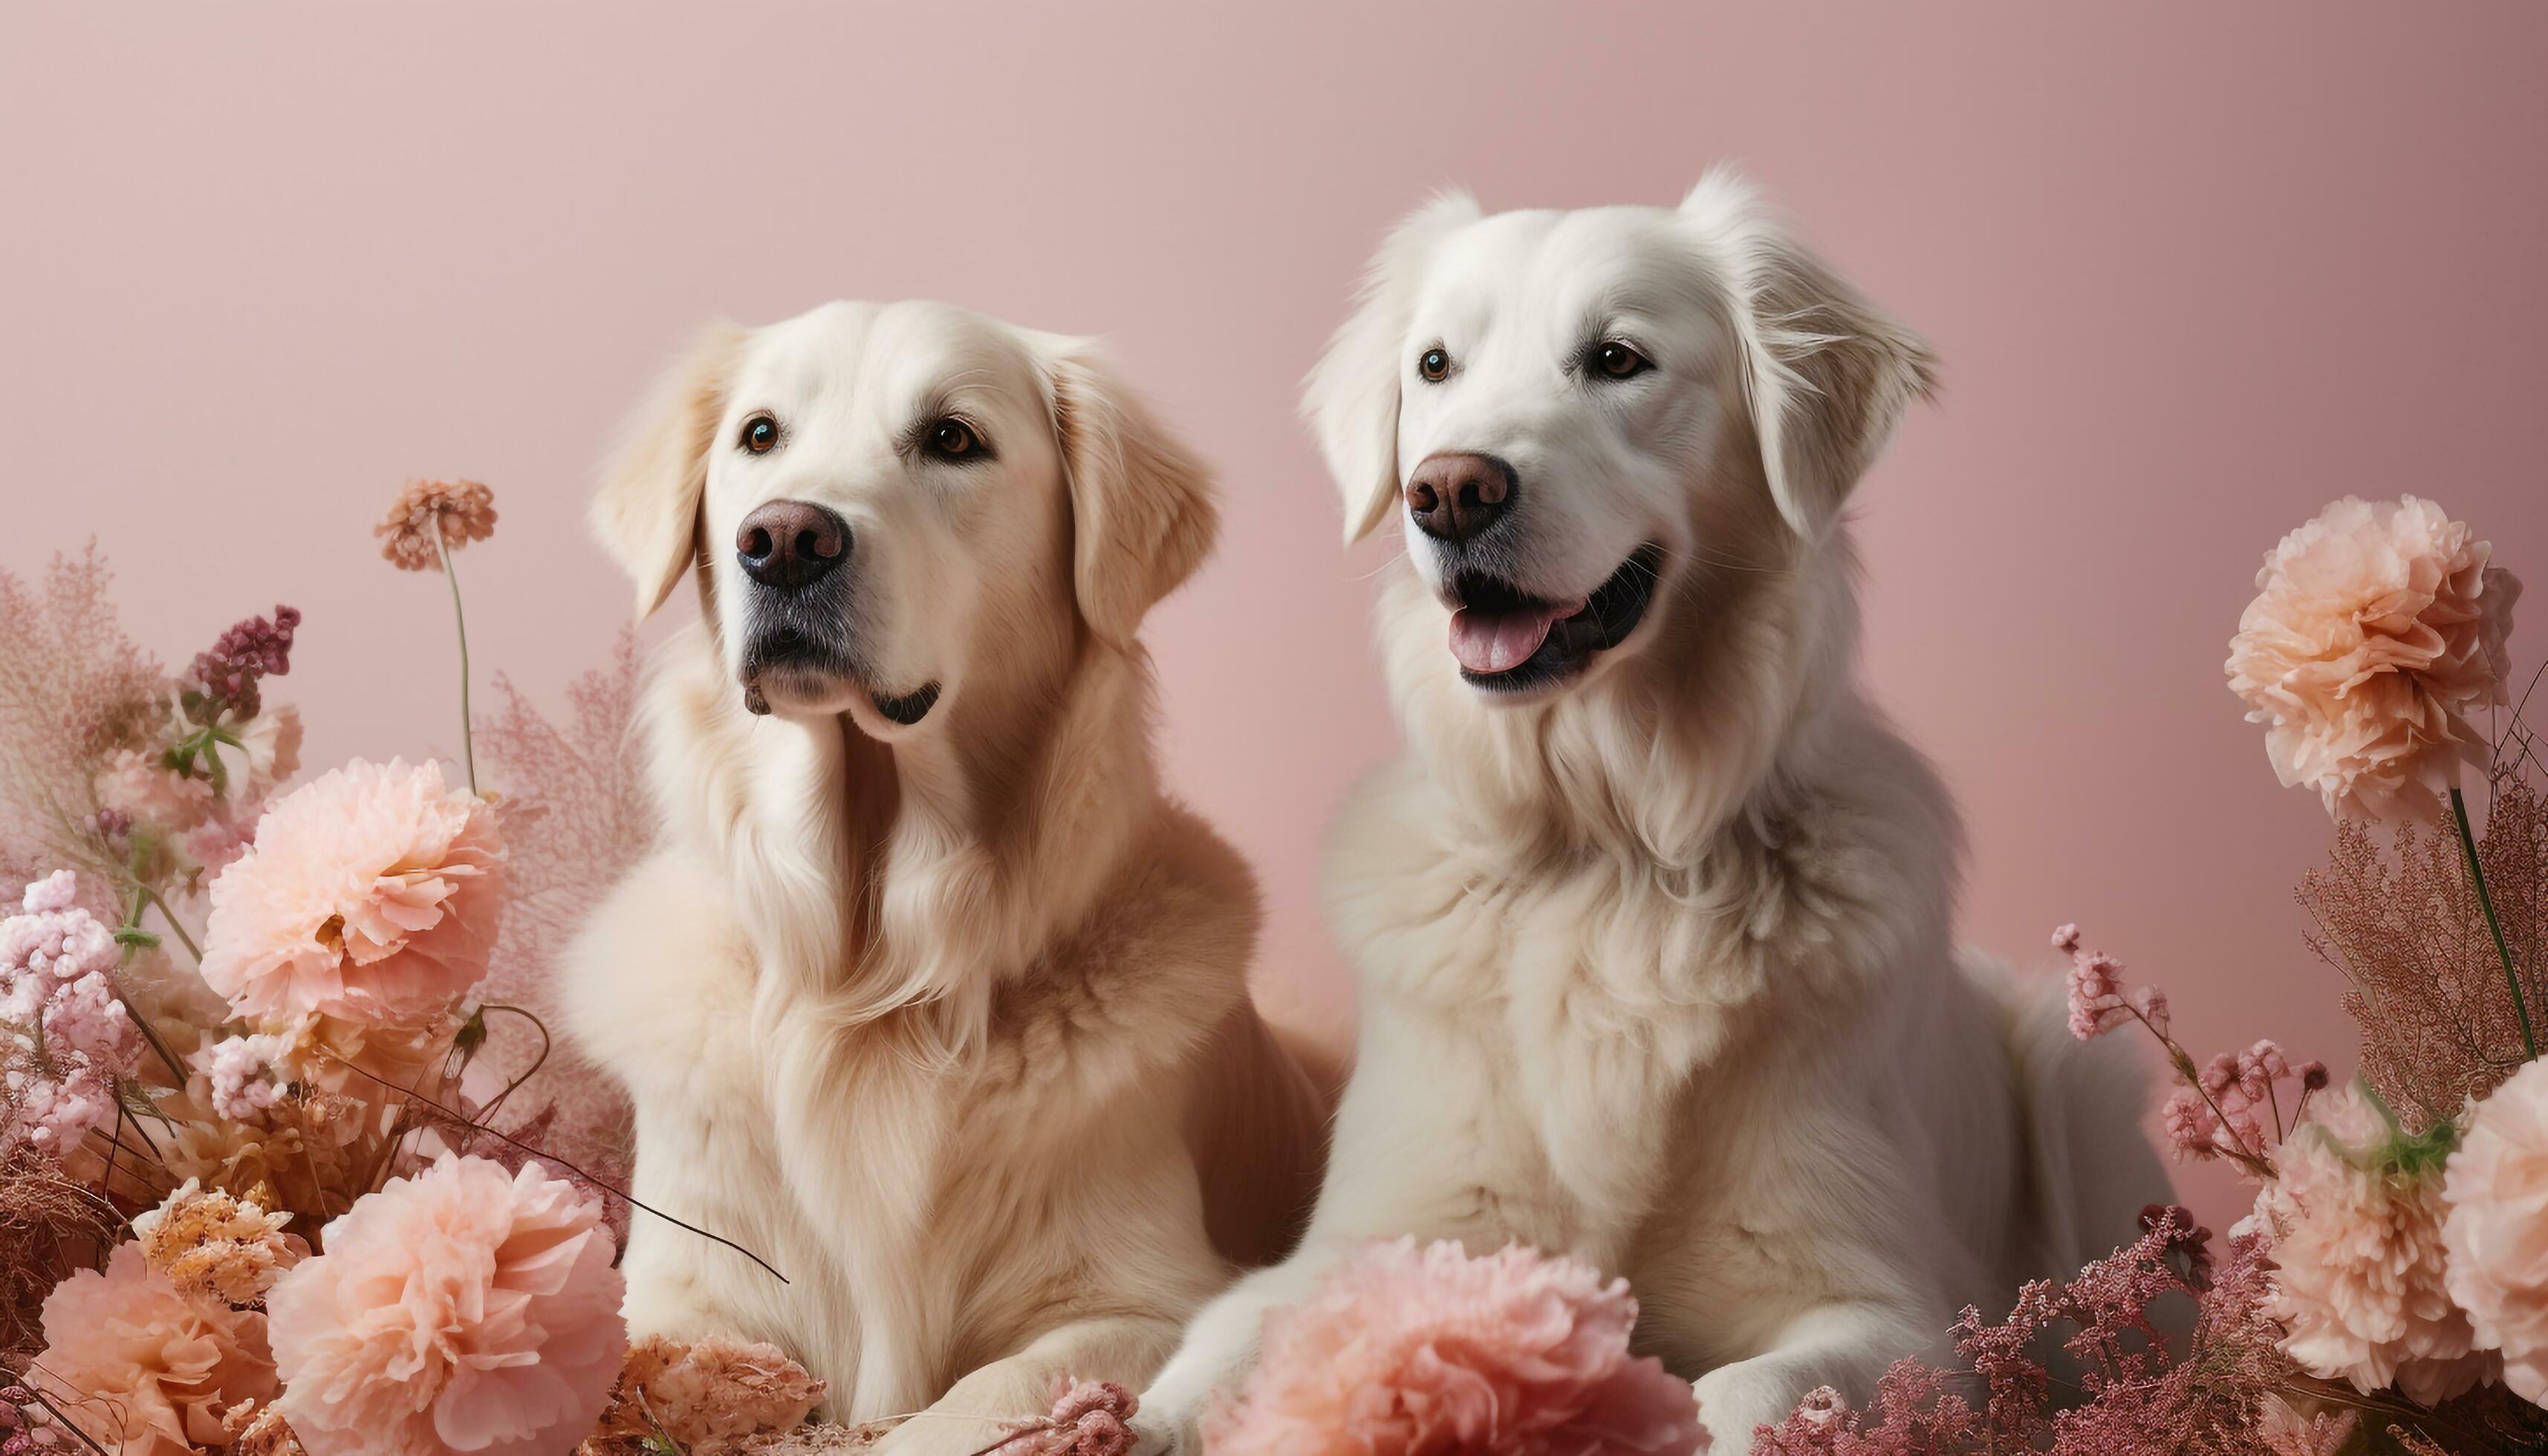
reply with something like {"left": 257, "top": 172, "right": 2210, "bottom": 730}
{"left": 0, "top": 488, "right": 793, "bottom": 1456}
{"left": 9, "top": 479, "right": 2548, "bottom": 1456}
{"left": 1758, "top": 494, "right": 2548, "bottom": 1455}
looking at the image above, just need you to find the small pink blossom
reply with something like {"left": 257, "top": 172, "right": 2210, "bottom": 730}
{"left": 190, "top": 1031, "right": 295, "bottom": 1121}
{"left": 267, "top": 1154, "right": 624, "bottom": 1456}
{"left": 201, "top": 758, "right": 502, "bottom": 1025}
{"left": 1206, "top": 1238, "right": 1704, "bottom": 1456}
{"left": 983, "top": 1380, "right": 1138, "bottom": 1456}
{"left": 2162, "top": 1088, "right": 2223, "bottom": 1162}
{"left": 2, "top": 871, "right": 143, "bottom": 1159}
{"left": 2055, "top": 924, "right": 2150, "bottom": 1042}
{"left": 2226, "top": 494, "right": 2520, "bottom": 820}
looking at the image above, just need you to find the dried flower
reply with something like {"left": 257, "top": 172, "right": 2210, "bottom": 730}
{"left": 0, "top": 547, "right": 166, "bottom": 900}
{"left": 1758, "top": 1217, "right": 2292, "bottom": 1456}
{"left": 201, "top": 758, "right": 502, "bottom": 1025}
{"left": 27, "top": 1241, "right": 279, "bottom": 1456}
{"left": 1206, "top": 1238, "right": 1705, "bottom": 1456}
{"left": 133, "top": 1177, "right": 300, "bottom": 1307}
{"left": 2226, "top": 495, "right": 2518, "bottom": 820}
{"left": 2255, "top": 1397, "right": 2356, "bottom": 1456}
{"left": 187, "top": 606, "right": 302, "bottom": 724}
{"left": 2249, "top": 1082, "right": 2495, "bottom": 1402}
{"left": 224, "top": 1402, "right": 309, "bottom": 1456}
{"left": 374, "top": 478, "right": 496, "bottom": 571}
{"left": 582, "top": 1335, "right": 825, "bottom": 1455}
{"left": 267, "top": 1154, "right": 624, "bottom": 1456}
{"left": 1, "top": 870, "right": 142, "bottom": 1160}
{"left": 979, "top": 1379, "right": 1138, "bottom": 1456}
{"left": 190, "top": 1030, "right": 295, "bottom": 1121}
{"left": 469, "top": 637, "right": 649, "bottom": 1206}
{"left": 2442, "top": 1056, "right": 2548, "bottom": 1403}
{"left": 2304, "top": 767, "right": 2546, "bottom": 1131}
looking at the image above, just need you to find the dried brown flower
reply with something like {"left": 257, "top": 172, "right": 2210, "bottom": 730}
{"left": 224, "top": 1399, "right": 310, "bottom": 1456}
{"left": 0, "top": 1139, "right": 121, "bottom": 1364}
{"left": 133, "top": 1178, "right": 299, "bottom": 1307}
{"left": 580, "top": 1335, "right": 826, "bottom": 1456}
{"left": 2301, "top": 769, "right": 2546, "bottom": 1131}
{"left": 0, "top": 546, "right": 168, "bottom": 901}
{"left": 470, "top": 631, "right": 651, "bottom": 1211}
{"left": 375, "top": 478, "right": 497, "bottom": 571}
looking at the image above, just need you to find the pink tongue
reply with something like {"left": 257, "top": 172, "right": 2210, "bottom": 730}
{"left": 1449, "top": 602, "right": 1579, "bottom": 674}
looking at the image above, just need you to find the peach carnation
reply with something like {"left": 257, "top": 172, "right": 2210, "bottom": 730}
{"left": 2443, "top": 1057, "right": 2548, "bottom": 1403}
{"left": 2250, "top": 1081, "right": 2495, "bottom": 1402}
{"left": 28, "top": 1241, "right": 280, "bottom": 1456}
{"left": 201, "top": 758, "right": 501, "bottom": 1024}
{"left": 267, "top": 1154, "right": 625, "bottom": 1456}
{"left": 1206, "top": 1238, "right": 1705, "bottom": 1456}
{"left": 2226, "top": 495, "right": 2519, "bottom": 820}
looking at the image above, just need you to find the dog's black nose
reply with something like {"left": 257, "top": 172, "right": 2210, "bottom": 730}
{"left": 1405, "top": 452, "right": 1517, "bottom": 542}
{"left": 736, "top": 500, "right": 849, "bottom": 588}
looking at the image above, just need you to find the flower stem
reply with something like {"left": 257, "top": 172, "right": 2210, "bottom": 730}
{"left": 138, "top": 885, "right": 200, "bottom": 963}
{"left": 2451, "top": 786, "right": 2536, "bottom": 1062}
{"left": 113, "top": 879, "right": 192, "bottom": 1085}
{"left": 433, "top": 530, "right": 478, "bottom": 795}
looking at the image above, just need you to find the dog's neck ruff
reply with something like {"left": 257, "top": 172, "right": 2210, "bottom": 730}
{"left": 647, "top": 625, "right": 1163, "bottom": 1061}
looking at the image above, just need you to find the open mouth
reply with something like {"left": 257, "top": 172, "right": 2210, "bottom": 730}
{"left": 1447, "top": 545, "right": 1663, "bottom": 692}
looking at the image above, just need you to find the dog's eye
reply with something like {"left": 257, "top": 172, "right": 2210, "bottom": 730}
{"left": 1591, "top": 343, "right": 1651, "bottom": 380}
{"left": 1417, "top": 348, "right": 1452, "bottom": 383}
{"left": 740, "top": 415, "right": 780, "bottom": 455}
{"left": 927, "top": 419, "right": 980, "bottom": 459}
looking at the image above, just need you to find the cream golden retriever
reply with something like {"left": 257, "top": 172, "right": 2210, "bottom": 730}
{"left": 1133, "top": 174, "right": 2171, "bottom": 1452}
{"left": 565, "top": 301, "right": 1323, "bottom": 1452}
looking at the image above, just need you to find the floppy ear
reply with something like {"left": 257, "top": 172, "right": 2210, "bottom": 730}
{"left": 1301, "top": 190, "right": 1482, "bottom": 547}
{"left": 1044, "top": 341, "right": 1220, "bottom": 646}
{"left": 590, "top": 323, "right": 750, "bottom": 618}
{"left": 1681, "top": 169, "right": 1937, "bottom": 540}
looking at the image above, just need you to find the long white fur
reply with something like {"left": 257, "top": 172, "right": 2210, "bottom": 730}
{"left": 1132, "top": 173, "right": 2170, "bottom": 1452}
{"left": 566, "top": 302, "right": 1323, "bottom": 1454}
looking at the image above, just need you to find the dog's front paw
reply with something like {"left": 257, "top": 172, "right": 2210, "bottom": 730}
{"left": 1125, "top": 1393, "right": 1204, "bottom": 1456}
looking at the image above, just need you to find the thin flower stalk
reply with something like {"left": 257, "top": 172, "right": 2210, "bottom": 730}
{"left": 435, "top": 529, "right": 478, "bottom": 795}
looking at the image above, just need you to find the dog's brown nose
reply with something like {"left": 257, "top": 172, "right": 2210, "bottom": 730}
{"left": 735, "top": 500, "right": 850, "bottom": 589}
{"left": 1405, "top": 453, "right": 1517, "bottom": 542}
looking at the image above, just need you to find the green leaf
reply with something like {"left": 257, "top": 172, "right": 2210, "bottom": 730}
{"left": 112, "top": 926, "right": 162, "bottom": 950}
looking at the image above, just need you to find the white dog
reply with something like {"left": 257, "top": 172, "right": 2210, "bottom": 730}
{"left": 1134, "top": 174, "right": 2170, "bottom": 1452}
{"left": 566, "top": 302, "right": 1324, "bottom": 1453}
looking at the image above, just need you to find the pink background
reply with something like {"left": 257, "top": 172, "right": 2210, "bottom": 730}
{"left": 5, "top": 3, "right": 2545, "bottom": 1226}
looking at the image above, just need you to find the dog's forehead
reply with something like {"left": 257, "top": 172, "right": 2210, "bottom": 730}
{"left": 743, "top": 300, "right": 1042, "bottom": 412}
{"left": 1420, "top": 206, "right": 1710, "bottom": 332}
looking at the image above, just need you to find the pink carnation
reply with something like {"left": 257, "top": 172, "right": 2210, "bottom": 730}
{"left": 2226, "top": 495, "right": 2520, "bottom": 820}
{"left": 2249, "top": 1082, "right": 2495, "bottom": 1402}
{"left": 201, "top": 758, "right": 502, "bottom": 1024}
{"left": 1206, "top": 1239, "right": 1705, "bottom": 1456}
{"left": 28, "top": 1242, "right": 279, "bottom": 1456}
{"left": 2442, "top": 1057, "right": 2548, "bottom": 1403}
{"left": 267, "top": 1154, "right": 625, "bottom": 1456}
